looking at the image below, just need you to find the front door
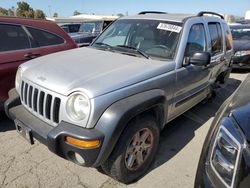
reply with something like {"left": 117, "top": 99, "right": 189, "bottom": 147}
{"left": 171, "top": 23, "right": 211, "bottom": 119}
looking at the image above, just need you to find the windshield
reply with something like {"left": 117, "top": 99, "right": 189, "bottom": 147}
{"left": 78, "top": 21, "right": 103, "bottom": 34}
{"left": 92, "top": 19, "right": 182, "bottom": 60}
{"left": 231, "top": 27, "right": 250, "bottom": 40}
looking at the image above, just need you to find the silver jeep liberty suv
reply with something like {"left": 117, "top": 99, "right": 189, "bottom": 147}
{"left": 5, "top": 11, "right": 233, "bottom": 183}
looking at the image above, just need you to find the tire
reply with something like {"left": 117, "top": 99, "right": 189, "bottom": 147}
{"left": 101, "top": 115, "right": 160, "bottom": 184}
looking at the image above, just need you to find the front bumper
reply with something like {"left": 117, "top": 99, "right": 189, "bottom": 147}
{"left": 5, "top": 89, "right": 104, "bottom": 167}
{"left": 232, "top": 55, "right": 250, "bottom": 69}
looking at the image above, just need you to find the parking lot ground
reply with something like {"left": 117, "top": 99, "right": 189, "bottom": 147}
{"left": 0, "top": 72, "right": 248, "bottom": 188}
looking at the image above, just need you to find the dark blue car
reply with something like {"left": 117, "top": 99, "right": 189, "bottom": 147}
{"left": 69, "top": 20, "right": 115, "bottom": 47}
{"left": 231, "top": 24, "right": 250, "bottom": 69}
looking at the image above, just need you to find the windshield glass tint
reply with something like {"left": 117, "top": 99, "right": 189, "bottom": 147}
{"left": 92, "top": 19, "right": 182, "bottom": 60}
{"left": 79, "top": 21, "right": 102, "bottom": 34}
{"left": 231, "top": 27, "right": 250, "bottom": 40}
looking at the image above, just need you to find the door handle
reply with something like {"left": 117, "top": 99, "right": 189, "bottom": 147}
{"left": 24, "top": 53, "right": 41, "bottom": 59}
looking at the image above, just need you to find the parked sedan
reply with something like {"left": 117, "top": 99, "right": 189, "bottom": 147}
{"left": 195, "top": 73, "right": 250, "bottom": 188}
{"left": 70, "top": 19, "right": 115, "bottom": 47}
{"left": 230, "top": 24, "right": 250, "bottom": 69}
{"left": 0, "top": 16, "right": 78, "bottom": 109}
{"left": 59, "top": 23, "right": 81, "bottom": 33}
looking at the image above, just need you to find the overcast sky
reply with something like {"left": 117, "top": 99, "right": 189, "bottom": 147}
{"left": 0, "top": 0, "right": 249, "bottom": 17}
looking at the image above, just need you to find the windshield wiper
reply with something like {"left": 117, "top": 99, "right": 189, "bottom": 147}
{"left": 115, "top": 45, "right": 150, "bottom": 59}
{"left": 94, "top": 42, "right": 113, "bottom": 49}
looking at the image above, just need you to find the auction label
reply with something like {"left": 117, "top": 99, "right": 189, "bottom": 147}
{"left": 157, "top": 23, "right": 182, "bottom": 33}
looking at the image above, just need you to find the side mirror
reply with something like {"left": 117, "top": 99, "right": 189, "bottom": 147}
{"left": 189, "top": 52, "right": 211, "bottom": 66}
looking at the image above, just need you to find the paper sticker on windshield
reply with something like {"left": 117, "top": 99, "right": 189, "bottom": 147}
{"left": 157, "top": 23, "right": 182, "bottom": 33}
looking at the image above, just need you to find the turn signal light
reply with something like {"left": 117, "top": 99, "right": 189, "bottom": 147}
{"left": 66, "top": 137, "right": 100, "bottom": 148}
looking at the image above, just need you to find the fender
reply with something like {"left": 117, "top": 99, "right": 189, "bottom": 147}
{"left": 93, "top": 89, "right": 167, "bottom": 167}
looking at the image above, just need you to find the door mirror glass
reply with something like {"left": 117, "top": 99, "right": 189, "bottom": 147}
{"left": 189, "top": 52, "right": 211, "bottom": 66}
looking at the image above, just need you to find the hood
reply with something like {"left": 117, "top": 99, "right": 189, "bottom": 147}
{"left": 233, "top": 40, "right": 250, "bottom": 52}
{"left": 21, "top": 47, "right": 174, "bottom": 98}
{"left": 226, "top": 73, "right": 250, "bottom": 142}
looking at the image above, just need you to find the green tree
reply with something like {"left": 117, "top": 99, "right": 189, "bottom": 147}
{"left": 73, "top": 10, "right": 81, "bottom": 16}
{"left": 16, "top": 1, "right": 34, "bottom": 18}
{"left": 24, "top": 8, "right": 34, "bottom": 18}
{"left": 8, "top": 7, "right": 15, "bottom": 16}
{"left": 0, "top": 7, "right": 8, "bottom": 16}
{"left": 34, "top": 9, "right": 46, "bottom": 19}
{"left": 53, "top": 12, "right": 58, "bottom": 17}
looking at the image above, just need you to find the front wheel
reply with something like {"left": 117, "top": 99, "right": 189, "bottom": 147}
{"left": 101, "top": 116, "right": 160, "bottom": 184}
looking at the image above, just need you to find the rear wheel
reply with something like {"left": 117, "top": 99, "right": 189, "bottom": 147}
{"left": 101, "top": 116, "right": 159, "bottom": 184}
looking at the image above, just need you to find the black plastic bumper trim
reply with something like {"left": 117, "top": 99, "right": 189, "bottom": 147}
{"left": 8, "top": 104, "right": 104, "bottom": 167}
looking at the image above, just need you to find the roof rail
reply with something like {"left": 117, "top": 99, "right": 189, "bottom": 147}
{"left": 138, "top": 11, "right": 167, "bottom": 15}
{"left": 197, "top": 11, "right": 224, "bottom": 19}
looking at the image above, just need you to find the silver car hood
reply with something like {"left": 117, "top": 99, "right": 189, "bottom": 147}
{"left": 21, "top": 47, "right": 173, "bottom": 98}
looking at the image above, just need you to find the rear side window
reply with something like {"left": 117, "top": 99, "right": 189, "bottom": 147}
{"left": 222, "top": 23, "right": 233, "bottom": 51}
{"left": 0, "top": 24, "right": 30, "bottom": 52}
{"left": 27, "top": 27, "right": 64, "bottom": 47}
{"left": 208, "top": 23, "right": 223, "bottom": 56}
{"left": 185, "top": 23, "right": 207, "bottom": 57}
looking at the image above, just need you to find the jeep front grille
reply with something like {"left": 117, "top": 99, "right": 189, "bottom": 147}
{"left": 20, "top": 81, "right": 61, "bottom": 124}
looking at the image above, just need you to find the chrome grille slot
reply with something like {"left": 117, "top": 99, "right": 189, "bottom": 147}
{"left": 28, "top": 86, "right": 33, "bottom": 108}
{"left": 21, "top": 81, "right": 24, "bottom": 101}
{"left": 24, "top": 83, "right": 28, "bottom": 104}
{"left": 53, "top": 97, "right": 61, "bottom": 123}
{"left": 39, "top": 91, "right": 45, "bottom": 116}
{"left": 45, "top": 94, "right": 52, "bottom": 119}
{"left": 20, "top": 81, "right": 61, "bottom": 126}
{"left": 33, "top": 88, "right": 38, "bottom": 112}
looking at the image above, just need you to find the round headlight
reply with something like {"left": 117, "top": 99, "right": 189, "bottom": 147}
{"left": 15, "top": 68, "right": 22, "bottom": 91}
{"left": 66, "top": 94, "right": 90, "bottom": 121}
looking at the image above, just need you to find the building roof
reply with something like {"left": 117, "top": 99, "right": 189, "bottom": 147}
{"left": 46, "top": 14, "right": 118, "bottom": 23}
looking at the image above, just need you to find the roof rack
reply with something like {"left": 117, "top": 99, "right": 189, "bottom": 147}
{"left": 197, "top": 11, "right": 224, "bottom": 19}
{"left": 138, "top": 11, "right": 167, "bottom": 15}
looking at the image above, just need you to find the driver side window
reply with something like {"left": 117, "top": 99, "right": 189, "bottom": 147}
{"left": 185, "top": 24, "right": 207, "bottom": 57}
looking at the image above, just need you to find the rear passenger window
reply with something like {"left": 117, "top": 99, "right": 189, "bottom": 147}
{"left": 0, "top": 24, "right": 30, "bottom": 52}
{"left": 185, "top": 24, "right": 207, "bottom": 57}
{"left": 208, "top": 23, "right": 223, "bottom": 56}
{"left": 222, "top": 23, "right": 233, "bottom": 51}
{"left": 27, "top": 27, "right": 64, "bottom": 47}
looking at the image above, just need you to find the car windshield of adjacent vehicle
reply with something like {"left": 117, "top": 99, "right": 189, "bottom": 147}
{"left": 92, "top": 19, "right": 182, "bottom": 60}
{"left": 78, "top": 21, "right": 103, "bottom": 34}
{"left": 231, "top": 26, "right": 250, "bottom": 40}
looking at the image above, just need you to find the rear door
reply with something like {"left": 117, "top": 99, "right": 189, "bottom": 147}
{"left": 207, "top": 22, "right": 225, "bottom": 82}
{"left": 222, "top": 23, "right": 233, "bottom": 66}
{"left": 0, "top": 23, "right": 32, "bottom": 99}
{"left": 24, "top": 26, "right": 67, "bottom": 57}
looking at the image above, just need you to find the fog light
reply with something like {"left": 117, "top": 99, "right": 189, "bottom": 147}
{"left": 66, "top": 136, "right": 100, "bottom": 148}
{"left": 75, "top": 153, "right": 85, "bottom": 165}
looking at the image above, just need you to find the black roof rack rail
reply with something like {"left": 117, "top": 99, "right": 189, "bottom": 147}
{"left": 197, "top": 11, "right": 224, "bottom": 19}
{"left": 138, "top": 11, "right": 167, "bottom": 15}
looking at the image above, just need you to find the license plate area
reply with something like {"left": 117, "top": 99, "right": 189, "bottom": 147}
{"left": 14, "top": 119, "right": 34, "bottom": 145}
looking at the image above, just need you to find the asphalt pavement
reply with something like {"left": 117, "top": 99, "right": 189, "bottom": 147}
{"left": 0, "top": 72, "right": 248, "bottom": 188}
